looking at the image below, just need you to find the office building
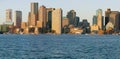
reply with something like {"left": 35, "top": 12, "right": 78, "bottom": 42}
{"left": 6, "top": 9, "right": 12, "bottom": 22}
{"left": 81, "top": 19, "right": 90, "bottom": 33}
{"left": 52, "top": 8, "right": 62, "bottom": 34}
{"left": 28, "top": 2, "right": 38, "bottom": 26}
{"left": 38, "top": 5, "right": 47, "bottom": 28}
{"left": 46, "top": 8, "right": 55, "bottom": 30}
{"left": 109, "top": 11, "right": 120, "bottom": 31}
{"left": 96, "top": 9, "right": 104, "bottom": 30}
{"left": 105, "top": 8, "right": 111, "bottom": 26}
{"left": 31, "top": 2, "right": 38, "bottom": 14}
{"left": 67, "top": 10, "right": 76, "bottom": 25}
{"left": 105, "top": 8, "right": 120, "bottom": 31}
{"left": 14, "top": 11, "right": 22, "bottom": 28}
{"left": 92, "top": 15, "right": 97, "bottom": 25}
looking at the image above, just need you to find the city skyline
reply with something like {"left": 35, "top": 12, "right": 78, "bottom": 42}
{"left": 1, "top": 0, "right": 120, "bottom": 24}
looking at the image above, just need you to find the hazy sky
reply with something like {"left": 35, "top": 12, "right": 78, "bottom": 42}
{"left": 0, "top": 0, "right": 120, "bottom": 24}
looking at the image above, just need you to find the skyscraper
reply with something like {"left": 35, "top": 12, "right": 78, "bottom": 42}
{"left": 6, "top": 9, "right": 12, "bottom": 22}
{"left": 109, "top": 11, "right": 120, "bottom": 31}
{"left": 105, "top": 8, "right": 120, "bottom": 31}
{"left": 28, "top": 2, "right": 38, "bottom": 26}
{"left": 92, "top": 15, "right": 97, "bottom": 25}
{"left": 31, "top": 2, "right": 38, "bottom": 14}
{"left": 46, "top": 8, "right": 55, "bottom": 30}
{"left": 38, "top": 5, "right": 47, "bottom": 28}
{"left": 105, "top": 8, "right": 111, "bottom": 26}
{"left": 96, "top": 9, "right": 104, "bottom": 30}
{"left": 67, "top": 10, "right": 76, "bottom": 25}
{"left": 52, "top": 8, "right": 62, "bottom": 34}
{"left": 14, "top": 11, "right": 22, "bottom": 28}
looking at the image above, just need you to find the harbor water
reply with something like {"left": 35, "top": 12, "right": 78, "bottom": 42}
{"left": 0, "top": 34, "right": 120, "bottom": 59}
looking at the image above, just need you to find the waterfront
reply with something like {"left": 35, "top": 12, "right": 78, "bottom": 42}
{"left": 0, "top": 34, "right": 120, "bottom": 59}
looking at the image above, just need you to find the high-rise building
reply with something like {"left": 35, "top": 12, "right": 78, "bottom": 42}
{"left": 67, "top": 10, "right": 76, "bottom": 25}
{"left": 96, "top": 9, "right": 104, "bottom": 30}
{"left": 81, "top": 19, "right": 90, "bottom": 33}
{"left": 46, "top": 8, "right": 55, "bottom": 30}
{"left": 38, "top": 5, "right": 47, "bottom": 28}
{"left": 109, "top": 11, "right": 120, "bottom": 31}
{"left": 92, "top": 15, "right": 97, "bottom": 25}
{"left": 6, "top": 9, "right": 12, "bottom": 22}
{"left": 28, "top": 2, "right": 38, "bottom": 26}
{"left": 14, "top": 11, "right": 22, "bottom": 28}
{"left": 52, "top": 8, "right": 62, "bottom": 34}
{"left": 105, "top": 8, "right": 111, "bottom": 26}
{"left": 105, "top": 8, "right": 120, "bottom": 31}
{"left": 31, "top": 2, "right": 38, "bottom": 14}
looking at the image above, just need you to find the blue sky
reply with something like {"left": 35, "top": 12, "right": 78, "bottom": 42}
{"left": 0, "top": 0, "right": 120, "bottom": 24}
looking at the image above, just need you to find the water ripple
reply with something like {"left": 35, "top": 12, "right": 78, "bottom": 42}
{"left": 0, "top": 34, "right": 120, "bottom": 59}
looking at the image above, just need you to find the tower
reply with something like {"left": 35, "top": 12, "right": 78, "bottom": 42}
{"left": 14, "top": 11, "right": 22, "bottom": 28}
{"left": 96, "top": 9, "right": 104, "bottom": 30}
{"left": 92, "top": 15, "right": 97, "bottom": 25}
{"left": 28, "top": 2, "right": 38, "bottom": 26}
{"left": 105, "top": 8, "right": 111, "bottom": 26}
{"left": 38, "top": 5, "right": 47, "bottom": 28}
{"left": 52, "top": 8, "right": 62, "bottom": 34}
{"left": 6, "top": 9, "right": 12, "bottom": 22}
{"left": 31, "top": 2, "right": 38, "bottom": 14}
{"left": 46, "top": 8, "right": 55, "bottom": 30}
{"left": 109, "top": 11, "right": 120, "bottom": 31}
{"left": 66, "top": 10, "right": 76, "bottom": 25}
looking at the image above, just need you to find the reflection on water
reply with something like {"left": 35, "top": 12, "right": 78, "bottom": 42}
{"left": 0, "top": 34, "right": 120, "bottom": 59}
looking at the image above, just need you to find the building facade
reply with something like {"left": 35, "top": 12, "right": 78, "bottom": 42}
{"left": 96, "top": 9, "right": 104, "bottom": 30}
{"left": 105, "top": 8, "right": 120, "bottom": 31}
{"left": 109, "top": 11, "right": 120, "bottom": 31}
{"left": 105, "top": 8, "right": 111, "bottom": 26}
{"left": 28, "top": 2, "right": 38, "bottom": 26}
{"left": 38, "top": 5, "right": 47, "bottom": 28}
{"left": 6, "top": 9, "right": 12, "bottom": 22}
{"left": 92, "top": 15, "right": 97, "bottom": 25}
{"left": 52, "top": 8, "right": 62, "bottom": 34}
{"left": 14, "top": 11, "right": 22, "bottom": 28}
{"left": 31, "top": 2, "right": 38, "bottom": 15}
{"left": 66, "top": 10, "right": 76, "bottom": 25}
{"left": 46, "top": 8, "right": 55, "bottom": 30}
